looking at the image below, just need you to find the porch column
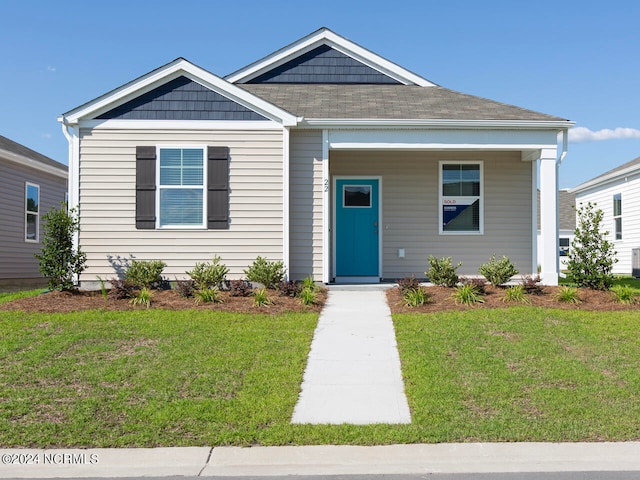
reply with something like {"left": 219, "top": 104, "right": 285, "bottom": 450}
{"left": 539, "top": 148, "right": 559, "bottom": 286}
{"left": 322, "top": 130, "right": 330, "bottom": 283}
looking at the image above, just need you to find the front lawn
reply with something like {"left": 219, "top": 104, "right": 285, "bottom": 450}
{"left": 1, "top": 307, "right": 638, "bottom": 446}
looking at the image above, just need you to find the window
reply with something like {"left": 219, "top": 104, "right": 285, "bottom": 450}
{"left": 440, "top": 162, "right": 482, "bottom": 234}
{"left": 559, "top": 237, "right": 570, "bottom": 256}
{"left": 25, "top": 183, "right": 39, "bottom": 242}
{"left": 157, "top": 147, "right": 205, "bottom": 228}
{"left": 343, "top": 185, "right": 371, "bottom": 207}
{"left": 613, "top": 193, "right": 622, "bottom": 240}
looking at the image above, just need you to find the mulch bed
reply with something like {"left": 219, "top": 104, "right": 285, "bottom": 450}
{"left": 386, "top": 285, "right": 639, "bottom": 314}
{"left": 0, "top": 288, "right": 327, "bottom": 314}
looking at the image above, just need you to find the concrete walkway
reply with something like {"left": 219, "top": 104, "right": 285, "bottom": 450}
{"left": 291, "top": 287, "right": 411, "bottom": 424}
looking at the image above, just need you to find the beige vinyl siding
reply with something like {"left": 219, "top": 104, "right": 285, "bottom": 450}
{"left": 289, "top": 130, "right": 324, "bottom": 280}
{"left": 575, "top": 171, "right": 640, "bottom": 275}
{"left": 0, "top": 159, "right": 67, "bottom": 282}
{"left": 330, "top": 150, "right": 533, "bottom": 279}
{"left": 78, "top": 128, "right": 284, "bottom": 284}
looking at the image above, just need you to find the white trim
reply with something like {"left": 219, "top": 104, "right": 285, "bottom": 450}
{"left": 332, "top": 176, "right": 383, "bottom": 281}
{"left": 59, "top": 59, "right": 298, "bottom": 126}
{"left": 155, "top": 145, "right": 207, "bottom": 230}
{"left": 539, "top": 149, "right": 559, "bottom": 285}
{"left": 438, "top": 161, "right": 484, "bottom": 235}
{"left": 78, "top": 119, "right": 285, "bottom": 131}
{"left": 571, "top": 163, "right": 640, "bottom": 194}
{"left": 322, "top": 130, "right": 330, "bottom": 284}
{"left": 531, "top": 160, "right": 538, "bottom": 275}
{"left": 302, "top": 118, "right": 573, "bottom": 129}
{"left": 225, "top": 27, "right": 435, "bottom": 87}
{"left": 282, "top": 127, "right": 290, "bottom": 281}
{"left": 0, "top": 149, "right": 67, "bottom": 179}
{"left": 24, "top": 182, "right": 40, "bottom": 243}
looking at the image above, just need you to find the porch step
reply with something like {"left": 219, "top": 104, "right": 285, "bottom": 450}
{"left": 292, "top": 289, "right": 411, "bottom": 424}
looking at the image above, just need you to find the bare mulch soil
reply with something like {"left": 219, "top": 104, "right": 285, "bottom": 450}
{"left": 387, "top": 285, "right": 639, "bottom": 314}
{"left": 0, "top": 288, "right": 327, "bottom": 314}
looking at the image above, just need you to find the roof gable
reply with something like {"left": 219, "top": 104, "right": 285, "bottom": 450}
{"left": 226, "top": 27, "right": 435, "bottom": 87}
{"left": 96, "top": 76, "right": 268, "bottom": 121}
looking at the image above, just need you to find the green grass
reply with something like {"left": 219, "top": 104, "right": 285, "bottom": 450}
{"left": 1, "top": 306, "right": 639, "bottom": 446}
{"left": 0, "top": 289, "right": 44, "bottom": 304}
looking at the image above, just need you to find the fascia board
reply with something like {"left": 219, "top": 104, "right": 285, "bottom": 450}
{"left": 225, "top": 28, "right": 436, "bottom": 87}
{"left": 60, "top": 59, "right": 298, "bottom": 126}
{"left": 298, "top": 118, "right": 575, "bottom": 129}
{"left": 570, "top": 164, "right": 640, "bottom": 193}
{"left": 1, "top": 149, "right": 68, "bottom": 179}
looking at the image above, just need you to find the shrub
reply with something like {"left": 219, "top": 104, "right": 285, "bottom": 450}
{"left": 109, "top": 278, "right": 136, "bottom": 299}
{"left": 503, "top": 284, "right": 530, "bottom": 304}
{"left": 278, "top": 280, "right": 302, "bottom": 297}
{"left": 35, "top": 203, "right": 86, "bottom": 291}
{"left": 426, "top": 256, "right": 461, "bottom": 287}
{"left": 125, "top": 260, "right": 166, "bottom": 288}
{"left": 130, "top": 287, "right": 153, "bottom": 308}
{"left": 227, "top": 279, "right": 253, "bottom": 297}
{"left": 300, "top": 287, "right": 317, "bottom": 306}
{"left": 253, "top": 287, "right": 273, "bottom": 306}
{"left": 403, "top": 286, "right": 431, "bottom": 307}
{"left": 459, "top": 276, "right": 487, "bottom": 294}
{"left": 244, "top": 256, "right": 286, "bottom": 289}
{"left": 195, "top": 286, "right": 222, "bottom": 304}
{"left": 451, "top": 284, "right": 485, "bottom": 305}
{"left": 611, "top": 285, "right": 639, "bottom": 304}
{"left": 397, "top": 275, "right": 421, "bottom": 295}
{"left": 567, "top": 202, "right": 618, "bottom": 290}
{"left": 479, "top": 255, "right": 519, "bottom": 286}
{"left": 174, "top": 279, "right": 195, "bottom": 298}
{"left": 555, "top": 286, "right": 581, "bottom": 304}
{"left": 302, "top": 275, "right": 319, "bottom": 292}
{"left": 521, "top": 275, "right": 544, "bottom": 295}
{"left": 187, "top": 256, "right": 229, "bottom": 290}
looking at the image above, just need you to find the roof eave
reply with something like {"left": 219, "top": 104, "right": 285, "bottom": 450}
{"left": 1, "top": 148, "right": 68, "bottom": 179}
{"left": 298, "top": 118, "right": 575, "bottom": 129}
{"left": 571, "top": 164, "right": 640, "bottom": 193}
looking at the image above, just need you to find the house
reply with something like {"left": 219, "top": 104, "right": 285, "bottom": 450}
{"left": 0, "top": 135, "right": 68, "bottom": 289}
{"left": 571, "top": 156, "right": 640, "bottom": 276}
{"left": 58, "top": 28, "right": 573, "bottom": 288}
{"left": 537, "top": 189, "right": 576, "bottom": 271}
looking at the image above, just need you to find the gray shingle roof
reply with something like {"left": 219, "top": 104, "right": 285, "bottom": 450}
{"left": 584, "top": 156, "right": 640, "bottom": 184}
{"left": 537, "top": 189, "right": 576, "bottom": 231}
{"left": 240, "top": 84, "right": 568, "bottom": 121}
{"left": 0, "top": 135, "right": 67, "bottom": 171}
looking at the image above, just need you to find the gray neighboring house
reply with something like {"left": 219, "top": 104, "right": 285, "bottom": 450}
{"left": 0, "top": 135, "right": 68, "bottom": 288}
{"left": 571, "top": 156, "right": 640, "bottom": 276}
{"left": 58, "top": 28, "right": 573, "bottom": 287}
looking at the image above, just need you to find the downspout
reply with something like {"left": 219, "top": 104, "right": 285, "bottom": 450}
{"left": 59, "top": 118, "right": 81, "bottom": 286}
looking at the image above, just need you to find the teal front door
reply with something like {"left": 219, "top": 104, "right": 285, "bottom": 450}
{"left": 335, "top": 179, "right": 379, "bottom": 277}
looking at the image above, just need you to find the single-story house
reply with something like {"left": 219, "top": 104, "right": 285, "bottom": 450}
{"left": 58, "top": 28, "right": 573, "bottom": 288}
{"left": 0, "top": 135, "right": 68, "bottom": 289}
{"left": 571, "top": 156, "right": 640, "bottom": 276}
{"left": 537, "top": 189, "right": 576, "bottom": 271}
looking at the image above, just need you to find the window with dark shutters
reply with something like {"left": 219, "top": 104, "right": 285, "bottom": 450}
{"left": 207, "top": 146, "right": 230, "bottom": 230}
{"left": 135, "top": 146, "right": 157, "bottom": 229}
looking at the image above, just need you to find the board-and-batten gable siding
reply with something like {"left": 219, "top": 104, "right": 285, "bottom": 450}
{"left": 575, "top": 173, "right": 640, "bottom": 275}
{"left": 0, "top": 159, "right": 67, "bottom": 279}
{"left": 77, "top": 128, "right": 284, "bottom": 283}
{"left": 329, "top": 150, "right": 533, "bottom": 279}
{"left": 289, "top": 130, "right": 324, "bottom": 280}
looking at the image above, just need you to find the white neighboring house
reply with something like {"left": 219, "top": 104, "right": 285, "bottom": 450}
{"left": 537, "top": 189, "right": 575, "bottom": 271}
{"left": 570, "top": 156, "right": 640, "bottom": 277}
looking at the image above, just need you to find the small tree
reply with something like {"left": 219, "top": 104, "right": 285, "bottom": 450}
{"left": 35, "top": 203, "right": 86, "bottom": 291}
{"left": 567, "top": 202, "right": 617, "bottom": 290}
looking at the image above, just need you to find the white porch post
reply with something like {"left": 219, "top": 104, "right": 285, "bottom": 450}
{"left": 539, "top": 148, "right": 559, "bottom": 285}
{"left": 322, "top": 130, "right": 330, "bottom": 284}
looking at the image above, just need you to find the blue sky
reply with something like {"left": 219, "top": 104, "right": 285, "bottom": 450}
{"left": 1, "top": 0, "right": 639, "bottom": 188}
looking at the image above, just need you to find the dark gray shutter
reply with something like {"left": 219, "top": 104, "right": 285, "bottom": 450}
{"left": 136, "top": 146, "right": 156, "bottom": 229}
{"left": 207, "top": 146, "right": 229, "bottom": 229}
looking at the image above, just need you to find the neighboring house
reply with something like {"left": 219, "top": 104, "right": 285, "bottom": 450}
{"left": 58, "top": 28, "right": 572, "bottom": 288}
{"left": 571, "top": 156, "right": 640, "bottom": 276}
{"left": 0, "top": 135, "right": 68, "bottom": 288}
{"left": 537, "top": 189, "right": 576, "bottom": 271}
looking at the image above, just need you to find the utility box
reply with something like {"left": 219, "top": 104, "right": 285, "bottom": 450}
{"left": 633, "top": 248, "right": 640, "bottom": 278}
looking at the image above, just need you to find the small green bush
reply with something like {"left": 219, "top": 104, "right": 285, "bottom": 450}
{"left": 426, "top": 256, "right": 461, "bottom": 287}
{"left": 503, "top": 284, "right": 530, "bottom": 304}
{"left": 125, "top": 260, "right": 166, "bottom": 288}
{"left": 403, "top": 286, "right": 431, "bottom": 307}
{"left": 302, "top": 276, "right": 319, "bottom": 292}
{"left": 244, "top": 256, "right": 286, "bottom": 289}
{"left": 611, "top": 285, "right": 639, "bottom": 304}
{"left": 195, "top": 286, "right": 222, "bottom": 304}
{"left": 130, "top": 287, "right": 153, "bottom": 308}
{"left": 187, "top": 256, "right": 229, "bottom": 290}
{"left": 479, "top": 255, "right": 518, "bottom": 286}
{"left": 451, "top": 284, "right": 485, "bottom": 305}
{"left": 253, "top": 287, "right": 273, "bottom": 306}
{"left": 555, "top": 286, "right": 581, "bottom": 304}
{"left": 299, "top": 287, "right": 317, "bottom": 306}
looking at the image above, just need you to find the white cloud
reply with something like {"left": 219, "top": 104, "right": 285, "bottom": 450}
{"left": 569, "top": 126, "right": 640, "bottom": 142}
{"left": 46, "top": 66, "right": 56, "bottom": 72}
{"left": 42, "top": 133, "right": 52, "bottom": 139}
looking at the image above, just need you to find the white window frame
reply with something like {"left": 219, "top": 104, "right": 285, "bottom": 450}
{"left": 156, "top": 145, "right": 207, "bottom": 229}
{"left": 25, "top": 182, "right": 40, "bottom": 242}
{"left": 439, "top": 161, "right": 484, "bottom": 235}
{"left": 613, "top": 193, "right": 622, "bottom": 240}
